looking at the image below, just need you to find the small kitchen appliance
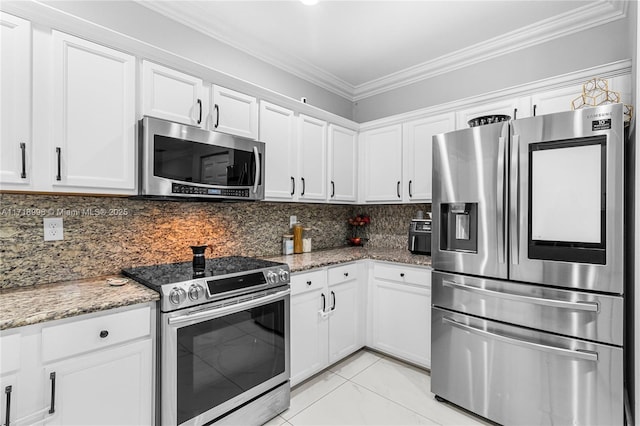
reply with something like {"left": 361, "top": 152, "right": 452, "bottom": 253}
{"left": 122, "top": 256, "right": 291, "bottom": 426}
{"left": 138, "top": 116, "right": 265, "bottom": 201}
{"left": 408, "top": 219, "right": 432, "bottom": 254}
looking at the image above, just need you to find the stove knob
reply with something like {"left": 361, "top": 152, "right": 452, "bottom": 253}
{"left": 169, "top": 287, "right": 187, "bottom": 305}
{"left": 278, "top": 269, "right": 290, "bottom": 283}
{"left": 188, "top": 284, "right": 205, "bottom": 301}
{"left": 266, "top": 271, "right": 279, "bottom": 284}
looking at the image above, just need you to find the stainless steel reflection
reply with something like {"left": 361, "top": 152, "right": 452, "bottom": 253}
{"left": 510, "top": 104, "right": 625, "bottom": 292}
{"left": 432, "top": 121, "right": 509, "bottom": 279}
{"left": 432, "top": 307, "right": 623, "bottom": 426}
{"left": 433, "top": 271, "right": 623, "bottom": 346}
{"left": 161, "top": 288, "right": 290, "bottom": 426}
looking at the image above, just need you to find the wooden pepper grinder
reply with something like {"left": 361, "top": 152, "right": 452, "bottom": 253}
{"left": 293, "top": 223, "right": 303, "bottom": 254}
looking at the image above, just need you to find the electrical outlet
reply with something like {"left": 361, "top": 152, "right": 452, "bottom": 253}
{"left": 289, "top": 215, "right": 297, "bottom": 228}
{"left": 43, "top": 217, "right": 64, "bottom": 241}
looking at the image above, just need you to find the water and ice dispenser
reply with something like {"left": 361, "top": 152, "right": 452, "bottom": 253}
{"left": 440, "top": 202, "right": 478, "bottom": 253}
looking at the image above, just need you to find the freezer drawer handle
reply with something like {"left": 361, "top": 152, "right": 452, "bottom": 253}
{"left": 442, "top": 316, "right": 599, "bottom": 362}
{"left": 442, "top": 280, "right": 599, "bottom": 312}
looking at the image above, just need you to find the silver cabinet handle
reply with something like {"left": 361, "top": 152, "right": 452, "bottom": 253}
{"left": 443, "top": 316, "right": 598, "bottom": 362}
{"left": 442, "top": 279, "right": 599, "bottom": 312}
{"left": 20, "top": 143, "right": 26, "bottom": 179}
{"left": 497, "top": 136, "right": 506, "bottom": 264}
{"left": 169, "top": 289, "right": 290, "bottom": 325}
{"left": 510, "top": 135, "right": 520, "bottom": 264}
{"left": 252, "top": 146, "right": 260, "bottom": 194}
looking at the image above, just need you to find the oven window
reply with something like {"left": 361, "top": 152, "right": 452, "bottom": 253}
{"left": 153, "top": 135, "right": 259, "bottom": 186}
{"left": 176, "top": 299, "right": 286, "bottom": 424}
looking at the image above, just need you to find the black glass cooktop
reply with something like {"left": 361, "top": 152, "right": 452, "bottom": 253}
{"left": 122, "top": 256, "right": 285, "bottom": 288}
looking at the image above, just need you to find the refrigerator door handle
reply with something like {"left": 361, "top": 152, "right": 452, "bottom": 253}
{"left": 510, "top": 134, "right": 520, "bottom": 264}
{"left": 497, "top": 136, "right": 506, "bottom": 264}
{"left": 442, "top": 316, "right": 599, "bottom": 362}
{"left": 442, "top": 279, "right": 600, "bottom": 312}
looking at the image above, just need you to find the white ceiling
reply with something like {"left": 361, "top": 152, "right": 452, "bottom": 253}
{"left": 139, "top": 0, "right": 626, "bottom": 101}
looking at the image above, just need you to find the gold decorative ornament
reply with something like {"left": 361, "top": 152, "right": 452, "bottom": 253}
{"left": 571, "top": 77, "right": 633, "bottom": 125}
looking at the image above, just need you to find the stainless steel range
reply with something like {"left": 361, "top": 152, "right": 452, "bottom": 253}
{"left": 123, "top": 256, "right": 291, "bottom": 426}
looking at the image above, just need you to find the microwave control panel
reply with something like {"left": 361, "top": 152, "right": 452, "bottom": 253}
{"left": 172, "top": 183, "right": 250, "bottom": 198}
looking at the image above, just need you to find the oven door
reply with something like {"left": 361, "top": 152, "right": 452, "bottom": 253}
{"left": 510, "top": 104, "right": 624, "bottom": 293}
{"left": 161, "top": 288, "right": 290, "bottom": 426}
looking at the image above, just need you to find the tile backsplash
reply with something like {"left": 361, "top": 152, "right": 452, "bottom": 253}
{"left": 0, "top": 193, "right": 428, "bottom": 288}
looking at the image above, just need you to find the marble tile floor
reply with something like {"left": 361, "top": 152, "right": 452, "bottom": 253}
{"left": 264, "top": 349, "right": 493, "bottom": 426}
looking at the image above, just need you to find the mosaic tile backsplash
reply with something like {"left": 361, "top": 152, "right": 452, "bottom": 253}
{"left": 0, "top": 193, "right": 428, "bottom": 288}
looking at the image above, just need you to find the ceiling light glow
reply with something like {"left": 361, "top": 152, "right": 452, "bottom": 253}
{"left": 300, "top": 0, "right": 319, "bottom": 5}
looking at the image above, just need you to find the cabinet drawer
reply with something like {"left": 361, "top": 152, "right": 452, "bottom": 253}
{"left": 0, "top": 333, "right": 20, "bottom": 374}
{"left": 373, "top": 263, "right": 430, "bottom": 287}
{"left": 328, "top": 263, "right": 358, "bottom": 285}
{"left": 42, "top": 305, "right": 151, "bottom": 363}
{"left": 291, "top": 270, "right": 326, "bottom": 296}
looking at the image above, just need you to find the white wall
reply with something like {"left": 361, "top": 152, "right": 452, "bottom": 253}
{"left": 353, "top": 16, "right": 633, "bottom": 122}
{"left": 26, "top": 0, "right": 355, "bottom": 120}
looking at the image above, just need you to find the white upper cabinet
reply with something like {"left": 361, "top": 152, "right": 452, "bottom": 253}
{"left": 328, "top": 125, "right": 357, "bottom": 203}
{"left": 456, "top": 97, "right": 530, "bottom": 130}
{"left": 259, "top": 101, "right": 297, "bottom": 201}
{"left": 211, "top": 85, "right": 258, "bottom": 139}
{"left": 360, "top": 124, "right": 403, "bottom": 203}
{"left": 402, "top": 113, "right": 455, "bottom": 202}
{"left": 52, "top": 31, "right": 136, "bottom": 193}
{"left": 297, "top": 115, "right": 328, "bottom": 201}
{"left": 142, "top": 60, "right": 206, "bottom": 126}
{"left": 0, "top": 12, "right": 31, "bottom": 187}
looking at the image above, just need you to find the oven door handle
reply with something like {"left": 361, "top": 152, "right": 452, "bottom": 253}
{"left": 168, "top": 289, "right": 290, "bottom": 326}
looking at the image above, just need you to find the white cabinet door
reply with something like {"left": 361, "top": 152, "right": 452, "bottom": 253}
{"left": 531, "top": 85, "right": 582, "bottom": 116}
{"left": 0, "top": 12, "right": 31, "bottom": 187}
{"left": 142, "top": 60, "right": 205, "bottom": 126}
{"left": 456, "top": 97, "right": 530, "bottom": 129}
{"left": 43, "top": 339, "right": 153, "bottom": 426}
{"left": 52, "top": 31, "right": 136, "bottom": 193}
{"left": 327, "top": 125, "right": 357, "bottom": 203}
{"left": 361, "top": 124, "right": 403, "bottom": 203}
{"left": 290, "top": 271, "right": 328, "bottom": 386}
{"left": 259, "top": 101, "right": 297, "bottom": 201}
{"left": 327, "top": 264, "right": 363, "bottom": 364}
{"left": 403, "top": 113, "right": 455, "bottom": 202}
{"left": 298, "top": 115, "right": 327, "bottom": 201}
{"left": 211, "top": 85, "right": 258, "bottom": 139}
{"left": 370, "top": 263, "right": 431, "bottom": 368}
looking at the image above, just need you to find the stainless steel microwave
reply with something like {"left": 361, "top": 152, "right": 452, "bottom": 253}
{"left": 139, "top": 116, "right": 265, "bottom": 201}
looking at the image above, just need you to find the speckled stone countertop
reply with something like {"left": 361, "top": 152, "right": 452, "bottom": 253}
{"left": 264, "top": 246, "right": 432, "bottom": 273}
{"left": 0, "top": 275, "right": 159, "bottom": 331}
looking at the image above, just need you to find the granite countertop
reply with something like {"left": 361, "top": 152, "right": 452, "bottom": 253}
{"left": 264, "top": 246, "right": 432, "bottom": 273}
{"left": 1, "top": 247, "right": 428, "bottom": 331}
{"left": 0, "top": 275, "right": 159, "bottom": 331}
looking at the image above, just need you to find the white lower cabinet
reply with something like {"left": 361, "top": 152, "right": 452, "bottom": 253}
{"left": 290, "top": 263, "right": 363, "bottom": 386}
{"left": 369, "top": 262, "right": 432, "bottom": 368}
{"left": 0, "top": 304, "right": 154, "bottom": 426}
{"left": 43, "top": 340, "right": 152, "bottom": 426}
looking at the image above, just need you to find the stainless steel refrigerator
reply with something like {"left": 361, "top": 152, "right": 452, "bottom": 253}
{"left": 431, "top": 103, "right": 626, "bottom": 425}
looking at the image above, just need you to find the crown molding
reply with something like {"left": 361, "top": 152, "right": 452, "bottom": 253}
{"left": 139, "top": 0, "right": 629, "bottom": 103}
{"left": 352, "top": 0, "right": 629, "bottom": 101}
{"left": 139, "top": 1, "right": 355, "bottom": 100}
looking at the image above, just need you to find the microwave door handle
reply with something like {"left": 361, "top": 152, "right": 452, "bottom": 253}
{"left": 510, "top": 134, "right": 520, "bottom": 265}
{"left": 252, "top": 146, "right": 260, "bottom": 194}
{"left": 497, "top": 136, "right": 506, "bottom": 264}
